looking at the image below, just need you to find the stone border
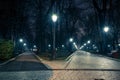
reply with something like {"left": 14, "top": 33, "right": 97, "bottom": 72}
{"left": 77, "top": 50, "right": 120, "bottom": 62}
{"left": 33, "top": 53, "right": 52, "bottom": 69}
{"left": 94, "top": 54, "right": 120, "bottom": 62}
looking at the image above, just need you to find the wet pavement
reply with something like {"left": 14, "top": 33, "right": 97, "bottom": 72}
{"left": 65, "top": 50, "right": 120, "bottom": 69}
{"left": 39, "top": 50, "right": 120, "bottom": 80}
{"left": 0, "top": 51, "right": 120, "bottom": 80}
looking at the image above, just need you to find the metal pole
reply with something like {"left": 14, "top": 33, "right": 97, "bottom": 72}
{"left": 53, "top": 22, "right": 56, "bottom": 50}
{"left": 52, "top": 22, "right": 56, "bottom": 60}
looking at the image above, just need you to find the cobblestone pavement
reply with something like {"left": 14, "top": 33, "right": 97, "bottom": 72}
{"left": 0, "top": 51, "right": 120, "bottom": 80}
{"left": 38, "top": 51, "right": 120, "bottom": 80}
{"left": 50, "top": 70, "right": 120, "bottom": 80}
{"left": 64, "top": 51, "right": 120, "bottom": 69}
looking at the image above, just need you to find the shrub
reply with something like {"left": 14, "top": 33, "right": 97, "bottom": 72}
{"left": 0, "top": 40, "right": 14, "bottom": 60}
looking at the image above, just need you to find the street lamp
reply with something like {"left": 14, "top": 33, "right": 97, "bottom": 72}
{"left": 103, "top": 26, "right": 110, "bottom": 53}
{"left": 34, "top": 45, "right": 36, "bottom": 48}
{"left": 87, "top": 40, "right": 91, "bottom": 44}
{"left": 104, "top": 26, "right": 109, "bottom": 32}
{"left": 23, "top": 43, "right": 26, "bottom": 46}
{"left": 73, "top": 42, "right": 78, "bottom": 49}
{"left": 108, "top": 45, "right": 111, "bottom": 47}
{"left": 84, "top": 43, "right": 87, "bottom": 46}
{"left": 118, "top": 44, "right": 120, "bottom": 47}
{"left": 19, "top": 38, "right": 23, "bottom": 53}
{"left": 19, "top": 38, "right": 23, "bottom": 43}
{"left": 52, "top": 14, "right": 58, "bottom": 22}
{"left": 52, "top": 14, "right": 58, "bottom": 49}
{"left": 51, "top": 14, "right": 58, "bottom": 60}
{"left": 73, "top": 42, "right": 76, "bottom": 45}
{"left": 80, "top": 46, "right": 84, "bottom": 49}
{"left": 62, "top": 45, "right": 65, "bottom": 48}
{"left": 69, "top": 38, "right": 73, "bottom": 42}
{"left": 48, "top": 44, "right": 51, "bottom": 48}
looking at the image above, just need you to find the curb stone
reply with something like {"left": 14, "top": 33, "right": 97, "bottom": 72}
{"left": 94, "top": 54, "right": 120, "bottom": 62}
{"left": 33, "top": 53, "right": 52, "bottom": 69}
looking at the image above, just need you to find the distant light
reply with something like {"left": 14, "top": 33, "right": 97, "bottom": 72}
{"left": 118, "top": 44, "right": 120, "bottom": 47}
{"left": 23, "top": 43, "right": 26, "bottom": 46}
{"left": 82, "top": 45, "right": 84, "bottom": 47}
{"left": 94, "top": 46, "right": 97, "bottom": 49}
{"left": 108, "top": 45, "right": 111, "bottom": 47}
{"left": 80, "top": 46, "right": 82, "bottom": 49}
{"left": 19, "top": 39, "right": 23, "bottom": 43}
{"left": 33, "top": 49, "right": 37, "bottom": 51}
{"left": 52, "top": 14, "right": 58, "bottom": 22}
{"left": 69, "top": 38, "right": 73, "bottom": 42}
{"left": 84, "top": 43, "right": 87, "bottom": 46}
{"left": 104, "top": 26, "right": 109, "bottom": 32}
{"left": 73, "top": 42, "right": 76, "bottom": 45}
{"left": 56, "top": 48, "right": 57, "bottom": 51}
{"left": 34, "top": 45, "right": 36, "bottom": 48}
{"left": 73, "top": 42, "right": 78, "bottom": 49}
{"left": 87, "top": 40, "right": 91, "bottom": 44}
{"left": 96, "top": 50, "right": 99, "bottom": 52}
{"left": 48, "top": 44, "right": 51, "bottom": 47}
{"left": 62, "top": 45, "right": 65, "bottom": 48}
{"left": 80, "top": 46, "right": 84, "bottom": 49}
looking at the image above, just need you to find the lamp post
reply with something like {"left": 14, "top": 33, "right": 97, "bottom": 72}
{"left": 52, "top": 14, "right": 58, "bottom": 60}
{"left": 19, "top": 38, "right": 23, "bottom": 53}
{"left": 103, "top": 26, "right": 110, "bottom": 53}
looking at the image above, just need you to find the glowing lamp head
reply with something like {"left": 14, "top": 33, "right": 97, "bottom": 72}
{"left": 19, "top": 39, "right": 23, "bottom": 43}
{"left": 52, "top": 14, "right": 58, "bottom": 22}
{"left": 104, "top": 26, "right": 109, "bottom": 32}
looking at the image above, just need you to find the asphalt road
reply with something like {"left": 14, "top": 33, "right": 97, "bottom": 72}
{"left": 0, "top": 52, "right": 52, "bottom": 80}
{"left": 65, "top": 50, "right": 120, "bottom": 69}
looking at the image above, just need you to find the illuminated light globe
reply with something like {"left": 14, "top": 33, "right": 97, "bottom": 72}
{"left": 104, "top": 26, "right": 109, "bottom": 32}
{"left": 19, "top": 39, "right": 23, "bottom": 43}
{"left": 23, "top": 43, "right": 26, "bottom": 46}
{"left": 87, "top": 40, "right": 91, "bottom": 44}
{"left": 48, "top": 44, "right": 51, "bottom": 47}
{"left": 62, "top": 45, "right": 64, "bottom": 48}
{"left": 34, "top": 45, "right": 36, "bottom": 48}
{"left": 52, "top": 14, "right": 58, "bottom": 22}
{"left": 69, "top": 38, "right": 73, "bottom": 42}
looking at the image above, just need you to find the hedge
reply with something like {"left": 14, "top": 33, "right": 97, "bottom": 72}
{"left": 0, "top": 40, "right": 14, "bottom": 60}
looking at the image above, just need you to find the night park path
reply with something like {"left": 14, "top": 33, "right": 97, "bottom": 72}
{"left": 0, "top": 51, "right": 120, "bottom": 80}
{"left": 0, "top": 52, "right": 52, "bottom": 80}
{"left": 38, "top": 51, "right": 120, "bottom": 80}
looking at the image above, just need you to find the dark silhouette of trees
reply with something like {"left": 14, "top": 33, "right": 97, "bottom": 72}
{"left": 92, "top": 0, "right": 116, "bottom": 53}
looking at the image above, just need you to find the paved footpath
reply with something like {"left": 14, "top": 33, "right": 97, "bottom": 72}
{"left": 37, "top": 54, "right": 120, "bottom": 80}
{"left": 0, "top": 52, "right": 120, "bottom": 80}
{"left": 0, "top": 52, "right": 52, "bottom": 80}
